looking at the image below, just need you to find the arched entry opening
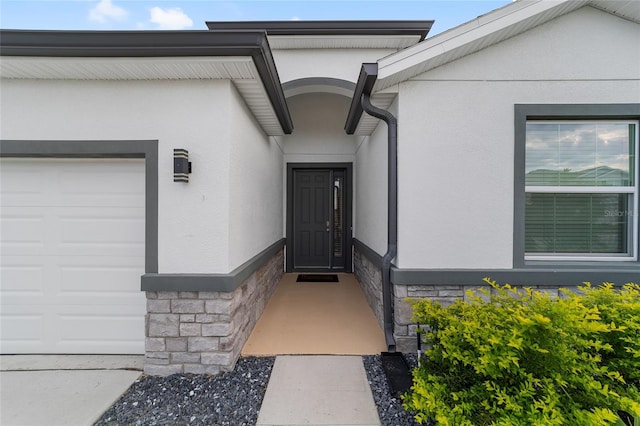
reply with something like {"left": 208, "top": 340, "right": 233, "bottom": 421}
{"left": 280, "top": 78, "right": 357, "bottom": 272}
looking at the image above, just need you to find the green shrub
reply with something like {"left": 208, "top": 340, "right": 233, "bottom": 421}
{"left": 402, "top": 279, "right": 640, "bottom": 426}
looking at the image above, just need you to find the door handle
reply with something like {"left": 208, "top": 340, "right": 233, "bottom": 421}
{"left": 326, "top": 220, "right": 330, "bottom": 232}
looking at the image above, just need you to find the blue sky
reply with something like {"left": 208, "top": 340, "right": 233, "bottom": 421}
{"left": 1, "top": 0, "right": 511, "bottom": 35}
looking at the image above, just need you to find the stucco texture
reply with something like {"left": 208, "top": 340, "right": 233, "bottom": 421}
{"left": 394, "top": 6, "right": 640, "bottom": 269}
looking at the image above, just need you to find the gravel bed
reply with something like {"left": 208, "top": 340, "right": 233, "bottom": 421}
{"left": 94, "top": 356, "right": 275, "bottom": 426}
{"left": 363, "top": 354, "right": 429, "bottom": 426}
{"left": 95, "top": 354, "right": 431, "bottom": 426}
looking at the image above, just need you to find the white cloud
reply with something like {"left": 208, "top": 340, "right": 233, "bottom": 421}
{"left": 89, "top": 0, "right": 128, "bottom": 23}
{"left": 150, "top": 7, "right": 193, "bottom": 30}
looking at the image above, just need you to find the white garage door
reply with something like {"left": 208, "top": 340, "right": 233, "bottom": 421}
{"left": 1, "top": 158, "right": 146, "bottom": 354}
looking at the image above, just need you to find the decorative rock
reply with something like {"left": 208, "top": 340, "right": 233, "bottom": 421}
{"left": 96, "top": 357, "right": 275, "bottom": 424}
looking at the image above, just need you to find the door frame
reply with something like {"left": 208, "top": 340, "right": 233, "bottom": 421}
{"left": 286, "top": 162, "right": 353, "bottom": 273}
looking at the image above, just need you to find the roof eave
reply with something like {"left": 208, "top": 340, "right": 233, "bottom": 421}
{"left": 206, "top": 20, "right": 434, "bottom": 41}
{"left": 374, "top": 0, "right": 596, "bottom": 91}
{"left": 0, "top": 30, "right": 293, "bottom": 134}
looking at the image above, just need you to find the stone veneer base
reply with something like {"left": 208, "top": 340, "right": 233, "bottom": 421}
{"left": 393, "top": 283, "right": 582, "bottom": 353}
{"left": 353, "top": 246, "right": 384, "bottom": 331}
{"left": 354, "top": 242, "right": 584, "bottom": 354}
{"left": 144, "top": 249, "right": 284, "bottom": 376}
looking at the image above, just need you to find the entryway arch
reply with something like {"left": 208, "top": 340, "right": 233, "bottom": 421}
{"left": 281, "top": 78, "right": 358, "bottom": 273}
{"left": 282, "top": 77, "right": 356, "bottom": 99}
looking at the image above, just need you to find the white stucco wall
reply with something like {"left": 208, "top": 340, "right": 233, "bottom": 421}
{"left": 395, "top": 6, "right": 640, "bottom": 269}
{"left": 0, "top": 79, "right": 235, "bottom": 273}
{"left": 283, "top": 93, "right": 357, "bottom": 164}
{"left": 228, "top": 84, "right": 284, "bottom": 271}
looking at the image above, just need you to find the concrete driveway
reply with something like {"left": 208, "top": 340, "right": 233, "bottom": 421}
{"left": 0, "top": 355, "right": 142, "bottom": 426}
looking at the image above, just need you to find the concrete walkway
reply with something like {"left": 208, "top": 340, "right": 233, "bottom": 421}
{"left": 0, "top": 354, "right": 382, "bottom": 425}
{"left": 0, "top": 355, "right": 142, "bottom": 426}
{"left": 257, "top": 355, "right": 381, "bottom": 425}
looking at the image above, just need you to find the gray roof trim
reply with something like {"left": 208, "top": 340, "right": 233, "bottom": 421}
{"left": 206, "top": 21, "right": 433, "bottom": 40}
{"left": 0, "top": 30, "right": 293, "bottom": 134}
{"left": 344, "top": 63, "right": 378, "bottom": 134}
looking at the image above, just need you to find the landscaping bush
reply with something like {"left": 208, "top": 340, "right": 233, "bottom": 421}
{"left": 402, "top": 279, "right": 640, "bottom": 426}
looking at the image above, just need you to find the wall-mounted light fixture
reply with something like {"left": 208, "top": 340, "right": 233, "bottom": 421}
{"left": 173, "top": 149, "right": 192, "bottom": 182}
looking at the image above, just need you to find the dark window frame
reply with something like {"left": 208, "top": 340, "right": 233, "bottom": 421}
{"left": 514, "top": 104, "right": 640, "bottom": 270}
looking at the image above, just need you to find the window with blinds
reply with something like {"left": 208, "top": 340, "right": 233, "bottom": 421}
{"left": 524, "top": 121, "right": 638, "bottom": 260}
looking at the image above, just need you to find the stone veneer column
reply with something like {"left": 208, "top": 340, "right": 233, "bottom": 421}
{"left": 144, "top": 250, "right": 284, "bottom": 376}
{"left": 393, "top": 285, "right": 465, "bottom": 353}
{"left": 353, "top": 247, "right": 384, "bottom": 330}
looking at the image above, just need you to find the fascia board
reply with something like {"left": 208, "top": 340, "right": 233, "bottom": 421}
{"left": 0, "top": 30, "right": 266, "bottom": 57}
{"left": 206, "top": 20, "right": 432, "bottom": 39}
{"left": 375, "top": 0, "right": 587, "bottom": 90}
{"left": 266, "top": 35, "right": 423, "bottom": 50}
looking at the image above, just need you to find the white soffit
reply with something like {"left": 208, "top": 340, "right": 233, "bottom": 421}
{"left": 354, "top": 91, "right": 398, "bottom": 135}
{"left": 268, "top": 34, "right": 422, "bottom": 50}
{"left": 235, "top": 79, "right": 285, "bottom": 135}
{"left": 374, "top": 0, "right": 599, "bottom": 91}
{"left": 0, "top": 56, "right": 285, "bottom": 136}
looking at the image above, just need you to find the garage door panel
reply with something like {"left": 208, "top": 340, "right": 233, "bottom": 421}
{"left": 59, "top": 265, "right": 145, "bottom": 296}
{"left": 1, "top": 158, "right": 146, "bottom": 355}
{"left": 0, "top": 164, "right": 46, "bottom": 201}
{"left": 1, "top": 160, "right": 144, "bottom": 207}
{"left": 1, "top": 257, "right": 143, "bottom": 298}
{"left": 2, "top": 209, "right": 144, "bottom": 257}
{"left": 0, "top": 313, "right": 45, "bottom": 352}
{"left": 0, "top": 264, "right": 45, "bottom": 294}
{"left": 59, "top": 311, "right": 144, "bottom": 354}
{"left": 59, "top": 214, "right": 144, "bottom": 253}
{"left": 58, "top": 166, "right": 144, "bottom": 194}
{"left": 0, "top": 214, "right": 46, "bottom": 249}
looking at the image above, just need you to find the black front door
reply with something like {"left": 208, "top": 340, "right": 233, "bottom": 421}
{"left": 287, "top": 164, "right": 352, "bottom": 272}
{"left": 293, "top": 170, "right": 331, "bottom": 268}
